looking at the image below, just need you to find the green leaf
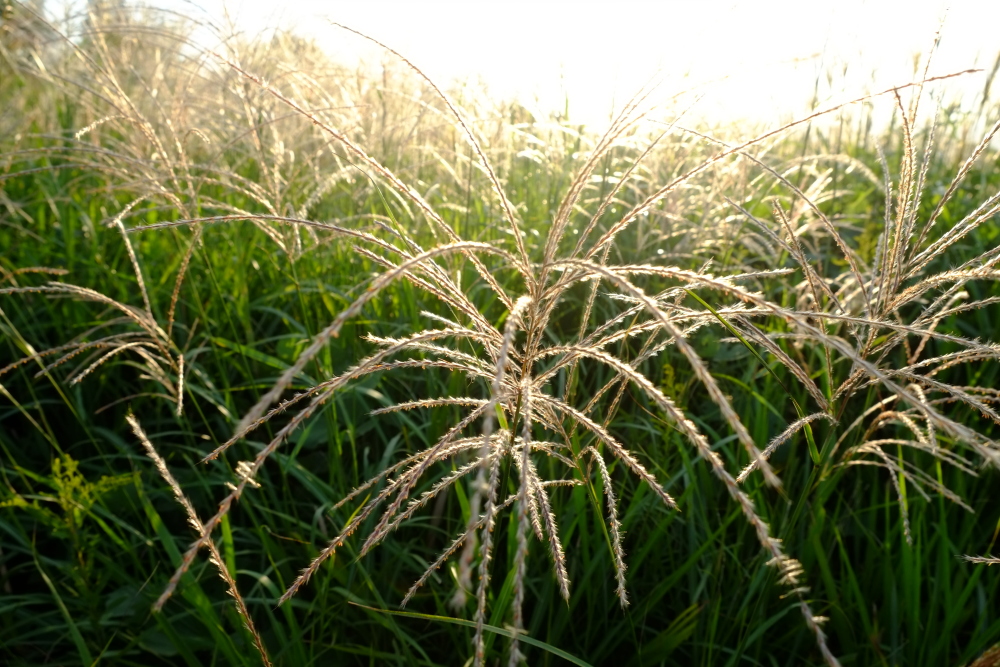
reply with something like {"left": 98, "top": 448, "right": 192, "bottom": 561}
{"left": 685, "top": 289, "right": 822, "bottom": 464}
{"left": 349, "top": 602, "right": 594, "bottom": 666}
{"left": 34, "top": 554, "right": 94, "bottom": 666}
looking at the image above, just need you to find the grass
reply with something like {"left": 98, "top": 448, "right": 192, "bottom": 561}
{"left": 2, "top": 2, "right": 1000, "bottom": 666}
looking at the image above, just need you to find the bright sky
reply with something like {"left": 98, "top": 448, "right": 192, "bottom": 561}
{"left": 67, "top": 1, "right": 1000, "bottom": 128}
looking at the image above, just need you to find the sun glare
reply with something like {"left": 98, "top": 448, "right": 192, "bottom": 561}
{"left": 134, "top": 0, "right": 1000, "bottom": 129}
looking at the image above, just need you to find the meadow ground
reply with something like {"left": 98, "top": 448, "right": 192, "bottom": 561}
{"left": 2, "top": 3, "right": 1000, "bottom": 666}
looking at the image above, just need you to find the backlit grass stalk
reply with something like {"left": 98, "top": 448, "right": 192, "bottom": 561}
{"left": 126, "top": 414, "right": 272, "bottom": 667}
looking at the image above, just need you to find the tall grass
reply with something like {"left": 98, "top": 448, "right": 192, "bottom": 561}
{"left": 2, "top": 2, "right": 1000, "bottom": 665}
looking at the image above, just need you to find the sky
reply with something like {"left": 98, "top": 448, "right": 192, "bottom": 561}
{"left": 59, "top": 1, "right": 1000, "bottom": 129}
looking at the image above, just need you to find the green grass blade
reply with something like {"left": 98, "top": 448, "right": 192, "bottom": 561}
{"left": 685, "top": 288, "right": 822, "bottom": 463}
{"left": 349, "top": 602, "right": 594, "bottom": 666}
{"left": 33, "top": 553, "right": 95, "bottom": 666}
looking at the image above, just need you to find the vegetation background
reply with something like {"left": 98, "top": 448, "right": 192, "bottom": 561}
{"left": 1, "top": 1, "right": 999, "bottom": 665}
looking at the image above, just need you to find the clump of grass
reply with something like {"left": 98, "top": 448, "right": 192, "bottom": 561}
{"left": 3, "top": 3, "right": 1000, "bottom": 665}
{"left": 119, "top": 24, "right": 999, "bottom": 667}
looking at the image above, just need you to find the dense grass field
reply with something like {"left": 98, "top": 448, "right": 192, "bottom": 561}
{"left": 2, "top": 3, "right": 1000, "bottom": 666}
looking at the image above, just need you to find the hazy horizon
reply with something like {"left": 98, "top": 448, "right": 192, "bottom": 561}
{"left": 52, "top": 0, "right": 1000, "bottom": 130}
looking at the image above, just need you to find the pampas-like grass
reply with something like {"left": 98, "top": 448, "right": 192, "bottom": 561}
{"left": 5, "top": 5, "right": 1000, "bottom": 665}
{"left": 134, "top": 29, "right": 999, "bottom": 667}
{"left": 126, "top": 413, "right": 272, "bottom": 667}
